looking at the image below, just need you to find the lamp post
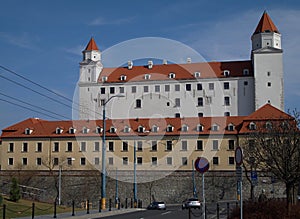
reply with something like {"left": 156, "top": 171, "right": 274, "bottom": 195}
{"left": 58, "top": 158, "right": 75, "bottom": 205}
{"left": 101, "top": 94, "right": 124, "bottom": 210}
{"left": 133, "top": 140, "right": 137, "bottom": 207}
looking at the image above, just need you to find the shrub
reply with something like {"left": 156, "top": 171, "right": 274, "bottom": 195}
{"left": 9, "top": 177, "right": 21, "bottom": 202}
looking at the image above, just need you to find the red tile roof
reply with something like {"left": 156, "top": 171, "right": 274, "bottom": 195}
{"left": 253, "top": 11, "right": 280, "bottom": 35}
{"left": 84, "top": 37, "right": 99, "bottom": 51}
{"left": 99, "top": 60, "right": 253, "bottom": 83}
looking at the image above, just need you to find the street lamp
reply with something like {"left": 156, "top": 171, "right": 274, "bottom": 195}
{"left": 101, "top": 94, "right": 124, "bottom": 210}
{"left": 58, "top": 158, "right": 75, "bottom": 205}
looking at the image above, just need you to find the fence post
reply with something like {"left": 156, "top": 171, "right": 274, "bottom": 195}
{"left": 217, "top": 203, "right": 219, "bottom": 219}
{"left": 205, "top": 205, "right": 207, "bottom": 219}
{"left": 227, "top": 202, "right": 230, "bottom": 219}
{"left": 131, "top": 198, "right": 133, "bottom": 208}
{"left": 109, "top": 198, "right": 112, "bottom": 211}
{"left": 99, "top": 199, "right": 101, "bottom": 212}
{"left": 118, "top": 199, "right": 121, "bottom": 209}
{"left": 72, "top": 200, "right": 75, "bottom": 216}
{"left": 53, "top": 201, "right": 57, "bottom": 218}
{"left": 125, "top": 198, "right": 128, "bottom": 209}
{"left": 3, "top": 204, "right": 6, "bottom": 219}
{"left": 87, "top": 200, "right": 89, "bottom": 214}
{"left": 32, "top": 203, "right": 35, "bottom": 219}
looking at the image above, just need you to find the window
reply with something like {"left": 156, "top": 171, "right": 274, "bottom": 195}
{"left": 136, "top": 99, "right": 142, "bottom": 108}
{"left": 151, "top": 141, "right": 157, "bottom": 151}
{"left": 169, "top": 73, "right": 176, "bottom": 78}
{"left": 137, "top": 157, "right": 143, "bottom": 165}
{"left": 224, "top": 112, "right": 231, "bottom": 116}
{"left": 80, "top": 157, "right": 86, "bottom": 165}
{"left": 166, "top": 125, "right": 174, "bottom": 132}
{"left": 94, "top": 142, "right": 100, "bottom": 151}
{"left": 102, "top": 76, "right": 108, "bottom": 82}
{"left": 166, "top": 141, "right": 172, "bottom": 151}
{"left": 266, "top": 121, "right": 272, "bottom": 130}
{"left": 108, "top": 142, "right": 114, "bottom": 151}
{"left": 22, "top": 158, "right": 28, "bottom": 165}
{"left": 198, "top": 97, "right": 203, "bottom": 106}
{"left": 182, "top": 157, "right": 188, "bottom": 166}
{"left": 69, "top": 128, "right": 76, "bottom": 134}
{"left": 95, "top": 157, "right": 100, "bottom": 165}
{"left": 175, "top": 98, "right": 180, "bottom": 107}
{"left": 186, "top": 84, "right": 191, "bottom": 91}
{"left": 224, "top": 82, "right": 229, "bottom": 90}
{"left": 213, "top": 157, "right": 219, "bottom": 165}
{"left": 53, "top": 158, "right": 59, "bottom": 166}
{"left": 54, "top": 142, "right": 59, "bottom": 152}
{"left": 108, "top": 157, "right": 114, "bottom": 165}
{"left": 8, "top": 143, "right": 14, "bottom": 152}
{"left": 182, "top": 125, "right": 188, "bottom": 132}
{"left": 175, "top": 84, "right": 180, "bottom": 91}
{"left": 243, "top": 69, "right": 249, "bottom": 75}
{"left": 197, "top": 124, "right": 204, "bottom": 132}
{"left": 165, "top": 85, "right": 170, "bottom": 92}
{"left": 110, "top": 87, "right": 115, "bottom": 94}
{"left": 80, "top": 142, "right": 86, "bottom": 152}
{"left": 8, "top": 158, "right": 13, "bottom": 165}
{"left": 101, "top": 87, "right": 105, "bottom": 94}
{"left": 119, "top": 87, "right": 125, "bottom": 93}
{"left": 23, "top": 143, "right": 28, "bottom": 152}
{"left": 166, "top": 157, "right": 172, "bottom": 165}
{"left": 212, "top": 124, "right": 219, "bottom": 131}
{"left": 82, "top": 127, "right": 89, "bottom": 134}
{"left": 122, "top": 141, "right": 128, "bottom": 151}
{"left": 267, "top": 71, "right": 271, "bottom": 76}
{"left": 209, "top": 83, "right": 214, "bottom": 90}
{"left": 124, "top": 126, "right": 130, "bottom": 133}
{"left": 152, "top": 157, "right": 158, "bottom": 165}
{"left": 244, "top": 81, "right": 248, "bottom": 86}
{"left": 228, "top": 140, "right": 235, "bottom": 150}
{"left": 212, "top": 140, "right": 218, "bottom": 150}
{"left": 197, "top": 83, "right": 202, "bottom": 90}
{"left": 37, "top": 158, "right": 42, "bottom": 165}
{"left": 36, "top": 142, "right": 42, "bottom": 152}
{"left": 110, "top": 126, "right": 116, "bottom": 133}
{"left": 131, "top": 86, "right": 136, "bottom": 93}
{"left": 67, "top": 158, "right": 73, "bottom": 165}
{"left": 144, "top": 86, "right": 149, "bottom": 92}
{"left": 198, "top": 113, "right": 203, "bottom": 117}
{"left": 181, "top": 141, "right": 188, "bottom": 151}
{"left": 144, "top": 74, "right": 151, "bottom": 80}
{"left": 228, "top": 124, "right": 234, "bottom": 131}
{"left": 224, "top": 96, "right": 230, "bottom": 106}
{"left": 155, "top": 85, "right": 160, "bottom": 92}
{"left": 67, "top": 142, "right": 72, "bottom": 152}
{"left": 123, "top": 157, "right": 128, "bottom": 165}
{"left": 25, "top": 128, "right": 32, "bottom": 135}
{"left": 224, "top": 70, "right": 230, "bottom": 77}
{"left": 197, "top": 140, "right": 203, "bottom": 150}
{"left": 96, "top": 126, "right": 102, "bottom": 134}
{"left": 206, "top": 96, "right": 212, "bottom": 104}
{"left": 137, "top": 141, "right": 143, "bottom": 151}
{"left": 267, "top": 82, "right": 271, "bottom": 87}
{"left": 249, "top": 122, "right": 256, "bottom": 130}
{"left": 229, "top": 157, "right": 235, "bottom": 165}
{"left": 152, "top": 125, "right": 159, "bottom": 133}
{"left": 120, "top": 75, "right": 127, "bottom": 81}
{"left": 138, "top": 126, "right": 145, "bottom": 133}
{"left": 175, "top": 113, "right": 180, "bottom": 118}
{"left": 194, "top": 72, "right": 201, "bottom": 78}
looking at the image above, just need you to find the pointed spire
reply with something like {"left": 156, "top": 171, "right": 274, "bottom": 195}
{"left": 253, "top": 11, "right": 280, "bottom": 35}
{"left": 85, "top": 37, "right": 99, "bottom": 51}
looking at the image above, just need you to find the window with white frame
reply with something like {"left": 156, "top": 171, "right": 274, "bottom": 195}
{"left": 166, "top": 125, "right": 174, "bottom": 132}
{"left": 166, "top": 157, "right": 172, "bottom": 165}
{"left": 175, "top": 84, "right": 180, "bottom": 91}
{"left": 80, "top": 157, "right": 86, "bottom": 165}
{"left": 224, "top": 96, "right": 230, "bottom": 106}
{"left": 182, "top": 157, "right": 188, "bottom": 166}
{"left": 197, "top": 124, "right": 204, "bottom": 132}
{"left": 122, "top": 141, "right": 128, "bottom": 151}
{"left": 182, "top": 125, "right": 188, "bottom": 132}
{"left": 80, "top": 142, "right": 86, "bottom": 152}
{"left": 152, "top": 157, "right": 158, "bottom": 165}
{"left": 138, "top": 126, "right": 145, "bottom": 133}
{"left": 108, "top": 142, "right": 114, "bottom": 151}
{"left": 136, "top": 99, "right": 142, "bottom": 108}
{"left": 36, "top": 142, "right": 42, "bottom": 152}
{"left": 110, "top": 126, "right": 116, "bottom": 133}
{"left": 212, "top": 140, "right": 218, "bottom": 150}
{"left": 228, "top": 140, "right": 235, "bottom": 150}
{"left": 229, "top": 157, "right": 235, "bottom": 165}
{"left": 131, "top": 86, "right": 136, "bottom": 93}
{"left": 144, "top": 86, "right": 149, "bottom": 92}
{"left": 175, "top": 98, "right": 180, "bottom": 107}
{"left": 53, "top": 142, "right": 59, "bottom": 152}
{"left": 197, "top": 140, "right": 203, "bottom": 150}
{"left": 212, "top": 124, "right": 219, "bottom": 131}
{"left": 82, "top": 127, "right": 89, "bottom": 134}
{"left": 108, "top": 157, "right": 114, "bottom": 165}
{"left": 124, "top": 125, "right": 131, "bottom": 133}
{"left": 198, "top": 97, "right": 203, "bottom": 106}
{"left": 151, "top": 141, "right": 157, "bottom": 151}
{"left": 137, "top": 157, "right": 143, "bottom": 165}
{"left": 67, "top": 142, "right": 72, "bottom": 152}
{"left": 155, "top": 85, "right": 160, "bottom": 92}
{"left": 94, "top": 142, "right": 100, "bottom": 151}
{"left": 165, "top": 84, "right": 170, "bottom": 92}
{"left": 36, "top": 158, "right": 42, "bottom": 166}
{"left": 22, "top": 158, "right": 28, "bottom": 165}
{"left": 249, "top": 122, "right": 256, "bottom": 130}
{"left": 8, "top": 158, "right": 13, "bottom": 165}
{"left": 95, "top": 157, "right": 100, "bottom": 165}
{"left": 22, "top": 142, "right": 28, "bottom": 152}
{"left": 166, "top": 141, "right": 172, "bottom": 151}
{"left": 137, "top": 141, "right": 143, "bottom": 151}
{"left": 213, "top": 157, "right": 219, "bottom": 165}
{"left": 8, "top": 143, "right": 14, "bottom": 152}
{"left": 181, "top": 140, "right": 188, "bottom": 151}
{"left": 123, "top": 157, "right": 128, "bottom": 165}
{"left": 152, "top": 125, "right": 159, "bottom": 133}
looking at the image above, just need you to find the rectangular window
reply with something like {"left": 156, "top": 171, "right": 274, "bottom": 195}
{"left": 166, "top": 141, "right": 172, "bottom": 151}
{"left": 229, "top": 157, "right": 235, "bottom": 165}
{"left": 198, "top": 97, "right": 203, "bottom": 106}
{"left": 165, "top": 84, "right": 170, "bottom": 92}
{"left": 152, "top": 157, "right": 158, "bottom": 165}
{"left": 53, "top": 158, "right": 59, "bottom": 166}
{"left": 122, "top": 141, "right": 128, "bottom": 151}
{"left": 209, "top": 83, "right": 214, "bottom": 90}
{"left": 137, "top": 141, "right": 143, "bottom": 151}
{"left": 175, "top": 98, "right": 180, "bottom": 107}
{"left": 54, "top": 142, "right": 59, "bottom": 152}
{"left": 181, "top": 141, "right": 187, "bottom": 151}
{"left": 80, "top": 142, "right": 86, "bottom": 152}
{"left": 175, "top": 84, "right": 180, "bottom": 91}
{"left": 137, "top": 157, "right": 143, "bottom": 165}
{"left": 36, "top": 142, "right": 42, "bottom": 152}
{"left": 197, "top": 140, "right": 203, "bottom": 150}
{"left": 151, "top": 141, "right": 157, "bottom": 151}
{"left": 224, "top": 82, "right": 230, "bottom": 90}
{"left": 212, "top": 140, "right": 218, "bottom": 150}
{"left": 108, "top": 157, "right": 114, "bottom": 165}
{"left": 228, "top": 140, "right": 235, "bottom": 150}
{"left": 95, "top": 157, "right": 100, "bottom": 165}
{"left": 119, "top": 87, "right": 125, "bottom": 93}
{"left": 186, "top": 84, "right": 191, "bottom": 91}
{"left": 8, "top": 158, "right": 13, "bottom": 165}
{"left": 80, "top": 157, "right": 86, "bottom": 165}
{"left": 206, "top": 96, "right": 212, "bottom": 104}
{"left": 166, "top": 157, "right": 172, "bottom": 165}
{"left": 8, "top": 143, "right": 14, "bottom": 152}
{"left": 131, "top": 86, "right": 137, "bottom": 93}
{"left": 197, "top": 83, "right": 202, "bottom": 90}
{"left": 22, "top": 158, "right": 28, "bottom": 165}
{"left": 23, "top": 143, "right": 28, "bottom": 152}
{"left": 224, "top": 96, "right": 230, "bottom": 106}
{"left": 155, "top": 85, "right": 160, "bottom": 92}
{"left": 94, "top": 142, "right": 100, "bottom": 151}
{"left": 101, "top": 87, "right": 105, "bottom": 94}
{"left": 182, "top": 157, "right": 188, "bottom": 166}
{"left": 67, "top": 157, "right": 73, "bottom": 165}
{"left": 136, "top": 99, "right": 142, "bottom": 108}
{"left": 123, "top": 157, "right": 128, "bottom": 165}
{"left": 67, "top": 142, "right": 72, "bottom": 152}
{"left": 213, "top": 157, "right": 219, "bottom": 165}
{"left": 108, "top": 142, "right": 114, "bottom": 151}
{"left": 144, "top": 86, "right": 149, "bottom": 93}
{"left": 110, "top": 87, "right": 115, "bottom": 94}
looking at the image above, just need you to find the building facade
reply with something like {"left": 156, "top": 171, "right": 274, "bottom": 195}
{"left": 78, "top": 12, "right": 283, "bottom": 121}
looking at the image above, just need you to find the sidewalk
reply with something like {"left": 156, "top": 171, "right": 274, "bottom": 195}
{"left": 15, "top": 208, "right": 145, "bottom": 219}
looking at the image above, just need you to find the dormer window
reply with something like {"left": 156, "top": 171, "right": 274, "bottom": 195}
{"left": 243, "top": 69, "right": 249, "bottom": 75}
{"left": 144, "top": 74, "right": 151, "bottom": 80}
{"left": 182, "top": 124, "right": 188, "bottom": 132}
{"left": 96, "top": 126, "right": 103, "bottom": 134}
{"left": 138, "top": 125, "right": 145, "bottom": 133}
{"left": 197, "top": 124, "right": 204, "bottom": 132}
{"left": 56, "top": 127, "right": 63, "bottom": 134}
{"left": 102, "top": 76, "right": 108, "bottom": 82}
{"left": 265, "top": 121, "right": 273, "bottom": 130}
{"left": 166, "top": 125, "right": 174, "bottom": 132}
{"left": 211, "top": 124, "right": 219, "bottom": 131}
{"left": 82, "top": 127, "right": 89, "bottom": 134}
{"left": 110, "top": 126, "right": 116, "bottom": 133}
{"left": 249, "top": 122, "right": 256, "bottom": 130}
{"left": 228, "top": 123, "right": 235, "bottom": 131}
{"left": 148, "top": 60, "right": 153, "bottom": 69}
{"left": 169, "top": 73, "right": 176, "bottom": 79}
{"left": 120, "top": 75, "right": 127, "bottom": 81}
{"left": 124, "top": 125, "right": 131, "bottom": 133}
{"left": 194, "top": 72, "right": 201, "bottom": 78}
{"left": 152, "top": 125, "right": 159, "bottom": 133}
{"left": 69, "top": 127, "right": 76, "bottom": 134}
{"left": 25, "top": 128, "right": 33, "bottom": 135}
{"left": 223, "top": 70, "right": 230, "bottom": 77}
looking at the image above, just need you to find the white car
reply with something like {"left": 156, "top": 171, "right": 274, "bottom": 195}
{"left": 182, "top": 198, "right": 201, "bottom": 209}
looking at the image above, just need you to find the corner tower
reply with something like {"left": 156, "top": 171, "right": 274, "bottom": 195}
{"left": 251, "top": 11, "right": 284, "bottom": 110}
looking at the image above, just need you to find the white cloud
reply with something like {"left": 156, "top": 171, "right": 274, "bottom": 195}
{"left": 89, "top": 16, "right": 135, "bottom": 26}
{"left": 0, "top": 32, "right": 39, "bottom": 50}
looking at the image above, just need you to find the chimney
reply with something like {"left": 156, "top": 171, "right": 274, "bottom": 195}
{"left": 148, "top": 60, "right": 153, "bottom": 69}
{"left": 187, "top": 57, "right": 192, "bottom": 63}
{"left": 128, "top": 60, "right": 133, "bottom": 69}
{"left": 163, "top": 59, "right": 168, "bottom": 65}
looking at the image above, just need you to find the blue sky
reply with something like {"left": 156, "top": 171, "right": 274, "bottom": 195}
{"left": 0, "top": 0, "right": 300, "bottom": 132}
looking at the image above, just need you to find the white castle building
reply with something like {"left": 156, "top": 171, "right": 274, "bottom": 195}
{"left": 78, "top": 11, "right": 284, "bottom": 120}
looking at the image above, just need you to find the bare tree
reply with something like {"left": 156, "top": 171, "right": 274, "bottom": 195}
{"left": 242, "top": 111, "right": 300, "bottom": 211}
